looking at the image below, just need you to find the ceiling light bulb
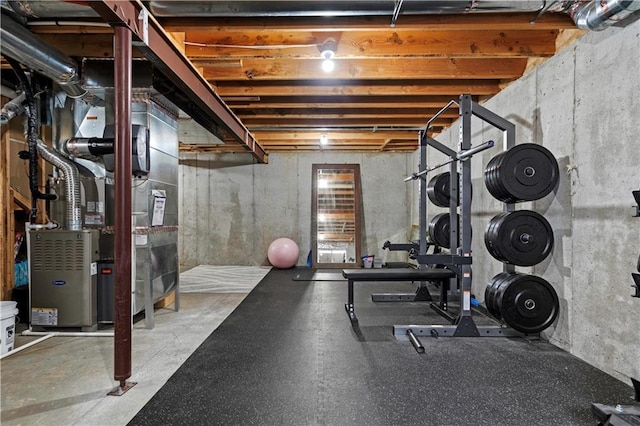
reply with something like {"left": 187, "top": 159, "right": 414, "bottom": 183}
{"left": 320, "top": 133, "right": 329, "bottom": 145}
{"left": 320, "top": 41, "right": 336, "bottom": 73}
{"left": 321, "top": 59, "right": 335, "bottom": 73}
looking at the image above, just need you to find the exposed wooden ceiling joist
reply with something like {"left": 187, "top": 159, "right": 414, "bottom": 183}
{"left": 14, "top": 6, "right": 585, "bottom": 153}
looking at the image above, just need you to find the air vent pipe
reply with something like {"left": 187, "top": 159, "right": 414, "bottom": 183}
{"left": 0, "top": 92, "right": 26, "bottom": 125}
{"left": 36, "top": 139, "right": 82, "bottom": 231}
{"left": 569, "top": 0, "right": 640, "bottom": 31}
{"left": 0, "top": 13, "right": 87, "bottom": 99}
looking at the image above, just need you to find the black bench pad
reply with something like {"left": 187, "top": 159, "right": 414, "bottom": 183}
{"left": 343, "top": 268, "right": 456, "bottom": 323}
{"left": 342, "top": 268, "right": 455, "bottom": 281}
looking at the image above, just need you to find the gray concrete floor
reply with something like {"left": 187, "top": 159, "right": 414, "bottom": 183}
{"left": 0, "top": 292, "right": 248, "bottom": 425}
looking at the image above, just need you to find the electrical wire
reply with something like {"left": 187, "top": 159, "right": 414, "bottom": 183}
{"left": 184, "top": 41, "right": 320, "bottom": 49}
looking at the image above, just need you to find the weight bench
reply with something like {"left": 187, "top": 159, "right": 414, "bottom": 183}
{"left": 343, "top": 268, "right": 457, "bottom": 323}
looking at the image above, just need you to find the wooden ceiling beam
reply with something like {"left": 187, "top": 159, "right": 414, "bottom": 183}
{"left": 185, "top": 29, "right": 558, "bottom": 58}
{"left": 243, "top": 117, "right": 451, "bottom": 127}
{"left": 226, "top": 95, "right": 472, "bottom": 108}
{"left": 159, "top": 13, "right": 576, "bottom": 32}
{"left": 252, "top": 131, "right": 417, "bottom": 140}
{"left": 203, "top": 57, "right": 528, "bottom": 80}
{"left": 236, "top": 109, "right": 459, "bottom": 118}
{"left": 261, "top": 139, "right": 402, "bottom": 146}
{"left": 214, "top": 80, "right": 502, "bottom": 96}
{"left": 25, "top": 33, "right": 117, "bottom": 58}
{"left": 232, "top": 102, "right": 457, "bottom": 109}
{"left": 180, "top": 143, "right": 417, "bottom": 152}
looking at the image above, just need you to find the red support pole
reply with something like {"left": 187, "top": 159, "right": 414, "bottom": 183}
{"left": 113, "top": 25, "right": 133, "bottom": 391}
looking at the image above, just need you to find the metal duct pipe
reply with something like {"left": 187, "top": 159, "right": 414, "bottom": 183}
{"left": 0, "top": 92, "right": 26, "bottom": 125}
{"left": 148, "top": 1, "right": 548, "bottom": 17}
{"left": 36, "top": 139, "right": 82, "bottom": 231}
{"left": 570, "top": 0, "right": 640, "bottom": 31}
{"left": 65, "top": 137, "right": 115, "bottom": 161}
{"left": 3, "top": 0, "right": 98, "bottom": 18}
{"left": 0, "top": 14, "right": 87, "bottom": 98}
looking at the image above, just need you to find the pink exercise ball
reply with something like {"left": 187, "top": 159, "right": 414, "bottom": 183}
{"left": 267, "top": 238, "right": 299, "bottom": 269}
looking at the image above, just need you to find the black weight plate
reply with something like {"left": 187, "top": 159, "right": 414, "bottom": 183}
{"left": 428, "top": 213, "right": 452, "bottom": 249}
{"left": 484, "top": 144, "right": 559, "bottom": 203}
{"left": 484, "top": 213, "right": 505, "bottom": 262}
{"left": 484, "top": 153, "right": 510, "bottom": 202}
{"left": 427, "top": 172, "right": 453, "bottom": 207}
{"left": 484, "top": 210, "right": 554, "bottom": 266}
{"left": 497, "top": 274, "right": 559, "bottom": 334}
{"left": 485, "top": 272, "right": 513, "bottom": 319}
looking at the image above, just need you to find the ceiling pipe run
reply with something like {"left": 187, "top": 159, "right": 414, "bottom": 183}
{"left": 1, "top": 0, "right": 99, "bottom": 18}
{"left": 3, "top": 1, "right": 639, "bottom": 31}
{"left": 147, "top": 1, "right": 550, "bottom": 17}
{"left": 146, "top": 0, "right": 640, "bottom": 31}
{"left": 0, "top": 14, "right": 87, "bottom": 99}
{"left": 569, "top": 0, "right": 640, "bottom": 31}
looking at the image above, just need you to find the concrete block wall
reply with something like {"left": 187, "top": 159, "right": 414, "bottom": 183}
{"left": 178, "top": 152, "right": 414, "bottom": 271}
{"left": 413, "top": 20, "right": 640, "bottom": 383}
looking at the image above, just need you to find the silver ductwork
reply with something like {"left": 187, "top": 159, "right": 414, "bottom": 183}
{"left": 151, "top": 1, "right": 640, "bottom": 31}
{"left": 2, "top": 0, "right": 637, "bottom": 32}
{"left": 147, "top": 1, "right": 549, "bottom": 17}
{"left": 569, "top": 0, "right": 640, "bottom": 31}
{"left": 0, "top": 92, "right": 26, "bottom": 125}
{"left": 1, "top": 0, "right": 98, "bottom": 18}
{"left": 36, "top": 139, "right": 82, "bottom": 231}
{"left": 0, "top": 14, "right": 87, "bottom": 99}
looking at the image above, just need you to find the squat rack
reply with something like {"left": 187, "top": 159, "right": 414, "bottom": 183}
{"left": 394, "top": 94, "right": 522, "bottom": 339}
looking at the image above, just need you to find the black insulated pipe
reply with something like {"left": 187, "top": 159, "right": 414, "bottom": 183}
{"left": 4, "top": 55, "right": 55, "bottom": 223}
{"left": 65, "top": 137, "right": 115, "bottom": 159}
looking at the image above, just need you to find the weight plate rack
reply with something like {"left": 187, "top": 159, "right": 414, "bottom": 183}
{"left": 482, "top": 141, "right": 559, "bottom": 334}
{"left": 394, "top": 95, "right": 561, "bottom": 344}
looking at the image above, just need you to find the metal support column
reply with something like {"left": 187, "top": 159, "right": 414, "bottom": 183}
{"left": 416, "top": 129, "right": 432, "bottom": 300}
{"left": 109, "top": 25, "right": 136, "bottom": 396}
{"left": 454, "top": 94, "right": 479, "bottom": 336}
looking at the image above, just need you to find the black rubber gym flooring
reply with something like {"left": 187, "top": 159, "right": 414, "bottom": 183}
{"left": 129, "top": 268, "right": 633, "bottom": 425}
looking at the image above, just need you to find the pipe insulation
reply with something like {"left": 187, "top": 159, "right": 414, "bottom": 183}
{"left": 36, "top": 139, "right": 82, "bottom": 231}
{"left": 0, "top": 13, "right": 87, "bottom": 98}
{"left": 3, "top": 54, "right": 53, "bottom": 223}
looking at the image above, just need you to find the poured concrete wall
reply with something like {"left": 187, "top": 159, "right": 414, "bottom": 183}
{"left": 413, "top": 21, "right": 640, "bottom": 383}
{"left": 179, "top": 152, "right": 413, "bottom": 270}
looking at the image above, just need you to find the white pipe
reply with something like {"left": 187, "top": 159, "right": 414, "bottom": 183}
{"left": 26, "top": 221, "right": 59, "bottom": 230}
{"left": 27, "top": 21, "right": 110, "bottom": 28}
{"left": 21, "top": 330, "right": 114, "bottom": 337}
{"left": 0, "top": 334, "right": 55, "bottom": 359}
{"left": 1, "top": 329, "right": 114, "bottom": 358}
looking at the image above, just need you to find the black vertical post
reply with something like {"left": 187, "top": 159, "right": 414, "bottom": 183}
{"left": 418, "top": 130, "right": 427, "bottom": 262}
{"left": 455, "top": 94, "right": 479, "bottom": 336}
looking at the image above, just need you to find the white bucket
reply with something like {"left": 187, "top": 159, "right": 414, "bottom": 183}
{"left": 0, "top": 301, "right": 19, "bottom": 355}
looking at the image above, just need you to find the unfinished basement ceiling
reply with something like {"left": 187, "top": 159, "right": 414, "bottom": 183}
{"left": 3, "top": 0, "right": 625, "bottom": 153}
